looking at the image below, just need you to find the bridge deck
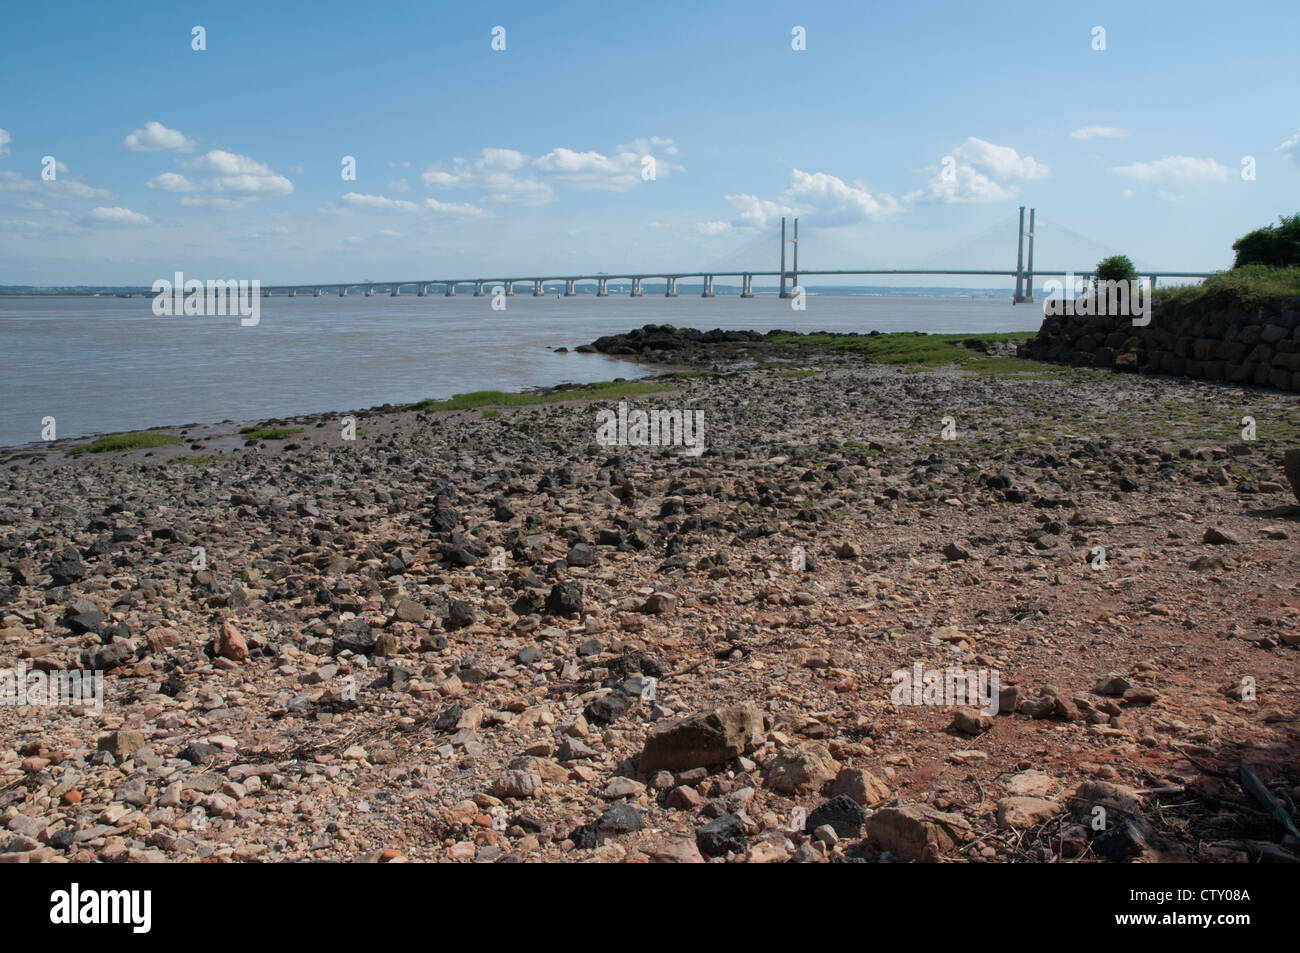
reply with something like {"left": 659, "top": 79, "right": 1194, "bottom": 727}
{"left": 258, "top": 268, "right": 1218, "bottom": 293}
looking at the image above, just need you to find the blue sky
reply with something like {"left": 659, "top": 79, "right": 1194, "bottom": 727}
{"left": 1, "top": 0, "right": 1297, "bottom": 285}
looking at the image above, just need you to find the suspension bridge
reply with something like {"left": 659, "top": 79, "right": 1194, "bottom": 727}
{"left": 255, "top": 208, "right": 1220, "bottom": 301}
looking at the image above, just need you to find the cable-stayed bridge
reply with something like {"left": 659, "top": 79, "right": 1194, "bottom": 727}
{"left": 256, "top": 208, "right": 1219, "bottom": 301}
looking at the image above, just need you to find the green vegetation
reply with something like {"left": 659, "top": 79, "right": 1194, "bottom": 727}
{"left": 1146, "top": 213, "right": 1300, "bottom": 315}
{"left": 239, "top": 426, "right": 305, "bottom": 440}
{"left": 480, "top": 409, "right": 500, "bottom": 418}
{"left": 1094, "top": 254, "right": 1138, "bottom": 285}
{"left": 66, "top": 431, "right": 183, "bottom": 456}
{"left": 1232, "top": 213, "right": 1300, "bottom": 268}
{"left": 405, "top": 379, "right": 675, "bottom": 412}
{"left": 768, "top": 330, "right": 1032, "bottom": 365}
{"left": 1155, "top": 264, "right": 1300, "bottom": 312}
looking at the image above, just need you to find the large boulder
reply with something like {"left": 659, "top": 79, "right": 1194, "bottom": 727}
{"left": 638, "top": 703, "right": 764, "bottom": 773}
{"left": 764, "top": 742, "right": 839, "bottom": 795}
{"left": 864, "top": 804, "right": 972, "bottom": 862}
{"left": 996, "top": 797, "right": 1061, "bottom": 830}
{"left": 828, "top": 767, "right": 891, "bottom": 807}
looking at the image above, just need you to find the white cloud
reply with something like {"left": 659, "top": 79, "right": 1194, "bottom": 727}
{"left": 179, "top": 196, "right": 247, "bottom": 209}
{"left": 1110, "top": 156, "right": 1232, "bottom": 183}
{"left": 482, "top": 176, "right": 553, "bottom": 205}
{"left": 906, "top": 137, "right": 1047, "bottom": 204}
{"left": 907, "top": 164, "right": 1016, "bottom": 204}
{"left": 723, "top": 193, "right": 797, "bottom": 230}
{"left": 1070, "top": 125, "right": 1126, "bottom": 140}
{"left": 422, "top": 151, "right": 554, "bottom": 206}
{"left": 389, "top": 178, "right": 411, "bottom": 192}
{"left": 627, "top": 136, "right": 679, "bottom": 157}
{"left": 420, "top": 138, "right": 680, "bottom": 206}
{"left": 784, "top": 169, "right": 901, "bottom": 226}
{"left": 59, "top": 179, "right": 112, "bottom": 199}
{"left": 533, "top": 139, "right": 681, "bottom": 190}
{"left": 718, "top": 169, "right": 897, "bottom": 230}
{"left": 342, "top": 191, "right": 486, "bottom": 217}
{"left": 123, "top": 121, "right": 195, "bottom": 153}
{"left": 167, "top": 150, "right": 293, "bottom": 206}
{"left": 0, "top": 169, "right": 114, "bottom": 200}
{"left": 146, "top": 172, "right": 196, "bottom": 192}
{"left": 480, "top": 148, "right": 526, "bottom": 171}
{"left": 0, "top": 128, "right": 10, "bottom": 157}
{"left": 343, "top": 192, "right": 420, "bottom": 212}
{"left": 956, "top": 137, "right": 1049, "bottom": 181}
{"left": 90, "top": 206, "right": 151, "bottom": 225}
{"left": 697, "top": 221, "right": 734, "bottom": 235}
{"left": 532, "top": 148, "right": 637, "bottom": 189}
{"left": 1277, "top": 129, "right": 1300, "bottom": 165}
{"left": 423, "top": 197, "right": 487, "bottom": 217}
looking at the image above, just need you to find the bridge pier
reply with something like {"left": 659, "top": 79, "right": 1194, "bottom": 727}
{"left": 596, "top": 278, "right": 609, "bottom": 297}
{"left": 665, "top": 277, "right": 678, "bottom": 298}
{"left": 504, "top": 281, "right": 515, "bottom": 296}
{"left": 313, "top": 288, "right": 322, "bottom": 297}
{"left": 391, "top": 284, "right": 401, "bottom": 296}
{"left": 339, "top": 286, "right": 348, "bottom": 296}
{"left": 564, "top": 278, "right": 576, "bottom": 297}
{"left": 702, "top": 275, "right": 715, "bottom": 298}
{"left": 365, "top": 286, "right": 374, "bottom": 297}
{"left": 474, "top": 281, "right": 485, "bottom": 296}
{"left": 289, "top": 289, "right": 297, "bottom": 297}
{"left": 264, "top": 288, "right": 272, "bottom": 297}
{"left": 630, "top": 277, "right": 642, "bottom": 297}
{"left": 417, "top": 284, "right": 428, "bottom": 296}
{"left": 741, "top": 274, "right": 754, "bottom": 298}
{"left": 445, "top": 282, "right": 456, "bottom": 296}
{"left": 1147, "top": 275, "right": 1157, "bottom": 292}
{"left": 533, "top": 280, "right": 545, "bottom": 296}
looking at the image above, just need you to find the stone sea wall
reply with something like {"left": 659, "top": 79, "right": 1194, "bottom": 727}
{"left": 1021, "top": 295, "right": 1300, "bottom": 391}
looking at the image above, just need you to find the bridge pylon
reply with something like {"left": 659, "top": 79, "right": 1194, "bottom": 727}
{"left": 779, "top": 217, "right": 799, "bottom": 298}
{"left": 1014, "top": 206, "right": 1036, "bottom": 303}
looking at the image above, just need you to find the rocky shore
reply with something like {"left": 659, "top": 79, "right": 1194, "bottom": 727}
{"left": 2, "top": 329, "right": 1299, "bottom": 864}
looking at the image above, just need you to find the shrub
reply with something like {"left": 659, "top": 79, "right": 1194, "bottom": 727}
{"left": 1094, "top": 254, "right": 1138, "bottom": 285}
{"left": 1231, "top": 213, "right": 1300, "bottom": 268}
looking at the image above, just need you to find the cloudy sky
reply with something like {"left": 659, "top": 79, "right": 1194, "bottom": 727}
{"left": 1, "top": 0, "right": 1297, "bottom": 285}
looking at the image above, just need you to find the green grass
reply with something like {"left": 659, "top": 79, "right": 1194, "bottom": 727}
{"left": 480, "top": 410, "right": 500, "bottom": 418}
{"left": 404, "top": 379, "right": 676, "bottom": 412}
{"left": 239, "top": 426, "right": 305, "bottom": 440}
{"left": 768, "top": 330, "right": 1032, "bottom": 365}
{"left": 66, "top": 431, "right": 183, "bottom": 456}
{"left": 1155, "top": 265, "right": 1300, "bottom": 313}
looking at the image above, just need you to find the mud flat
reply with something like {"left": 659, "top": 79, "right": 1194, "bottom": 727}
{"left": 2, "top": 330, "right": 1299, "bottom": 863}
